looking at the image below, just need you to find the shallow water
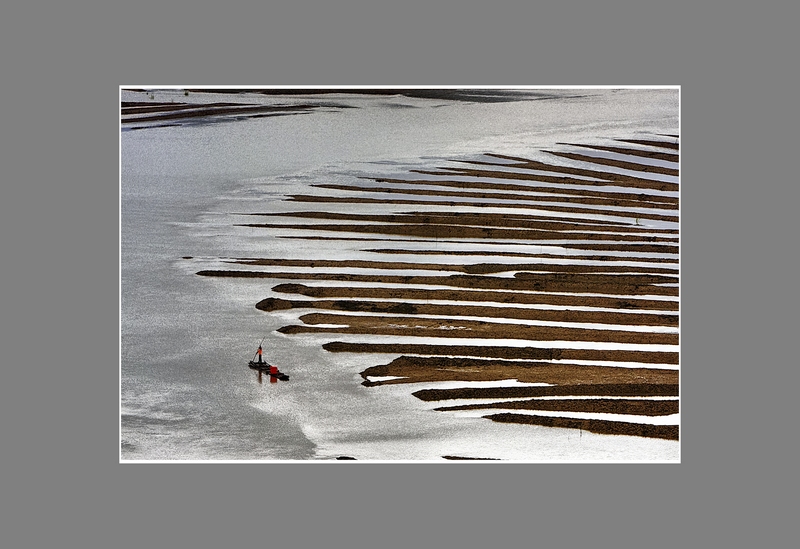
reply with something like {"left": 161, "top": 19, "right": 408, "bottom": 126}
{"left": 121, "top": 88, "right": 679, "bottom": 461}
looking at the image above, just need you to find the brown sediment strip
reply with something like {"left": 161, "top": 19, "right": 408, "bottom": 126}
{"left": 361, "top": 356, "right": 677, "bottom": 386}
{"left": 436, "top": 399, "right": 679, "bottom": 416}
{"left": 485, "top": 414, "right": 679, "bottom": 440}
{"left": 122, "top": 103, "right": 320, "bottom": 124}
{"left": 271, "top": 284, "right": 679, "bottom": 311}
{"left": 442, "top": 456, "right": 501, "bottom": 460}
{"left": 364, "top": 249, "right": 680, "bottom": 264}
{"left": 412, "top": 384, "right": 679, "bottom": 401}
{"left": 311, "top": 183, "right": 678, "bottom": 211}
{"left": 198, "top": 270, "right": 679, "bottom": 296}
{"left": 556, "top": 243, "right": 678, "bottom": 254}
{"left": 122, "top": 102, "right": 245, "bottom": 115}
{"left": 551, "top": 144, "right": 679, "bottom": 164}
{"left": 250, "top": 211, "right": 679, "bottom": 233}
{"left": 371, "top": 177, "right": 679, "bottom": 205}
{"left": 241, "top": 221, "right": 679, "bottom": 243}
{"left": 280, "top": 312, "right": 679, "bottom": 346}
{"left": 616, "top": 138, "right": 679, "bottom": 151}
{"left": 417, "top": 165, "right": 678, "bottom": 193}
{"left": 235, "top": 257, "right": 679, "bottom": 275}
{"left": 285, "top": 195, "right": 680, "bottom": 223}
{"left": 322, "top": 342, "right": 679, "bottom": 365}
{"left": 273, "top": 235, "right": 680, "bottom": 254}
{"left": 542, "top": 151, "right": 679, "bottom": 177}
{"left": 256, "top": 297, "right": 678, "bottom": 327}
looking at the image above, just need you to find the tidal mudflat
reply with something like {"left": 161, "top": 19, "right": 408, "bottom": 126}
{"left": 122, "top": 87, "right": 679, "bottom": 461}
{"left": 197, "top": 129, "right": 680, "bottom": 445}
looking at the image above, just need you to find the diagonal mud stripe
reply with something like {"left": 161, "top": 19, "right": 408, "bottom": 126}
{"left": 241, "top": 222, "right": 679, "bottom": 243}
{"left": 364, "top": 249, "right": 680, "bottom": 264}
{"left": 372, "top": 177, "right": 680, "bottom": 205}
{"left": 322, "top": 342, "right": 679, "bottom": 364}
{"left": 272, "top": 284, "right": 679, "bottom": 311}
{"left": 286, "top": 195, "right": 680, "bottom": 223}
{"left": 253, "top": 211, "right": 679, "bottom": 232}
{"left": 198, "top": 271, "right": 680, "bottom": 296}
{"left": 234, "top": 258, "right": 679, "bottom": 275}
{"left": 543, "top": 151, "right": 679, "bottom": 176}
{"left": 122, "top": 103, "right": 320, "bottom": 123}
{"left": 551, "top": 144, "right": 679, "bottom": 163}
{"left": 485, "top": 414, "right": 679, "bottom": 440}
{"left": 436, "top": 399, "right": 679, "bottom": 416}
{"left": 421, "top": 164, "right": 678, "bottom": 192}
{"left": 616, "top": 138, "right": 679, "bottom": 151}
{"left": 413, "top": 384, "right": 679, "bottom": 401}
{"left": 312, "top": 183, "right": 679, "bottom": 211}
{"left": 281, "top": 313, "right": 680, "bottom": 345}
{"left": 256, "top": 297, "right": 678, "bottom": 327}
{"left": 361, "top": 356, "right": 678, "bottom": 386}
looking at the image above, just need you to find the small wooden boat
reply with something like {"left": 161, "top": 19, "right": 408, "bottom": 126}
{"left": 248, "top": 360, "right": 289, "bottom": 380}
{"left": 249, "top": 342, "right": 289, "bottom": 380}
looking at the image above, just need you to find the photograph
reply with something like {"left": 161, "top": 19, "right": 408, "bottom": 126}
{"left": 120, "top": 86, "right": 680, "bottom": 462}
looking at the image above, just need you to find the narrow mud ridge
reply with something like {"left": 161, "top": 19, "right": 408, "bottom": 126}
{"left": 360, "top": 356, "right": 678, "bottom": 386}
{"left": 249, "top": 211, "right": 680, "bottom": 232}
{"left": 236, "top": 257, "right": 679, "bottom": 275}
{"left": 436, "top": 399, "right": 679, "bottom": 416}
{"left": 485, "top": 414, "right": 679, "bottom": 440}
{"left": 371, "top": 176, "right": 680, "bottom": 205}
{"left": 285, "top": 196, "right": 680, "bottom": 223}
{"left": 363, "top": 249, "right": 679, "bottom": 264}
{"left": 271, "top": 283, "right": 680, "bottom": 311}
{"left": 121, "top": 102, "right": 322, "bottom": 124}
{"left": 552, "top": 144, "right": 679, "bottom": 163}
{"left": 280, "top": 313, "right": 679, "bottom": 345}
{"left": 198, "top": 271, "right": 679, "bottom": 297}
{"left": 323, "top": 342, "right": 679, "bottom": 365}
{"left": 543, "top": 150, "right": 679, "bottom": 177}
{"left": 412, "top": 384, "right": 679, "bottom": 401}
{"left": 415, "top": 166, "right": 678, "bottom": 193}
{"left": 241, "top": 221, "right": 679, "bottom": 243}
{"left": 308, "top": 183, "right": 678, "bottom": 211}
{"left": 256, "top": 297, "right": 678, "bottom": 327}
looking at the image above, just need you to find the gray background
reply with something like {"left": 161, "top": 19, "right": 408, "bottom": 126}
{"left": 2, "top": 1, "right": 795, "bottom": 547}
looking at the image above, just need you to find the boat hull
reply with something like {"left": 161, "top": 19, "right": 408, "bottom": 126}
{"left": 248, "top": 361, "right": 289, "bottom": 380}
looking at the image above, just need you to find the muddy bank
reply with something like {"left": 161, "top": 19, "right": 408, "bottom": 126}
{"left": 249, "top": 211, "right": 679, "bottom": 232}
{"left": 554, "top": 144, "right": 679, "bottom": 163}
{"left": 323, "top": 342, "right": 679, "bottom": 365}
{"left": 242, "top": 220, "right": 679, "bottom": 243}
{"left": 237, "top": 257, "right": 678, "bottom": 275}
{"left": 271, "top": 283, "right": 679, "bottom": 311}
{"left": 412, "top": 383, "right": 679, "bottom": 401}
{"left": 256, "top": 297, "right": 678, "bottom": 327}
{"left": 364, "top": 249, "right": 679, "bottom": 264}
{"left": 121, "top": 102, "right": 320, "bottom": 124}
{"left": 283, "top": 195, "right": 680, "bottom": 223}
{"left": 198, "top": 270, "right": 679, "bottom": 297}
{"left": 360, "top": 356, "right": 678, "bottom": 386}
{"left": 371, "top": 177, "right": 679, "bottom": 206}
{"left": 436, "top": 398, "right": 679, "bottom": 416}
{"left": 485, "top": 414, "right": 679, "bottom": 440}
{"left": 279, "top": 312, "right": 679, "bottom": 345}
{"left": 310, "top": 183, "right": 678, "bottom": 212}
